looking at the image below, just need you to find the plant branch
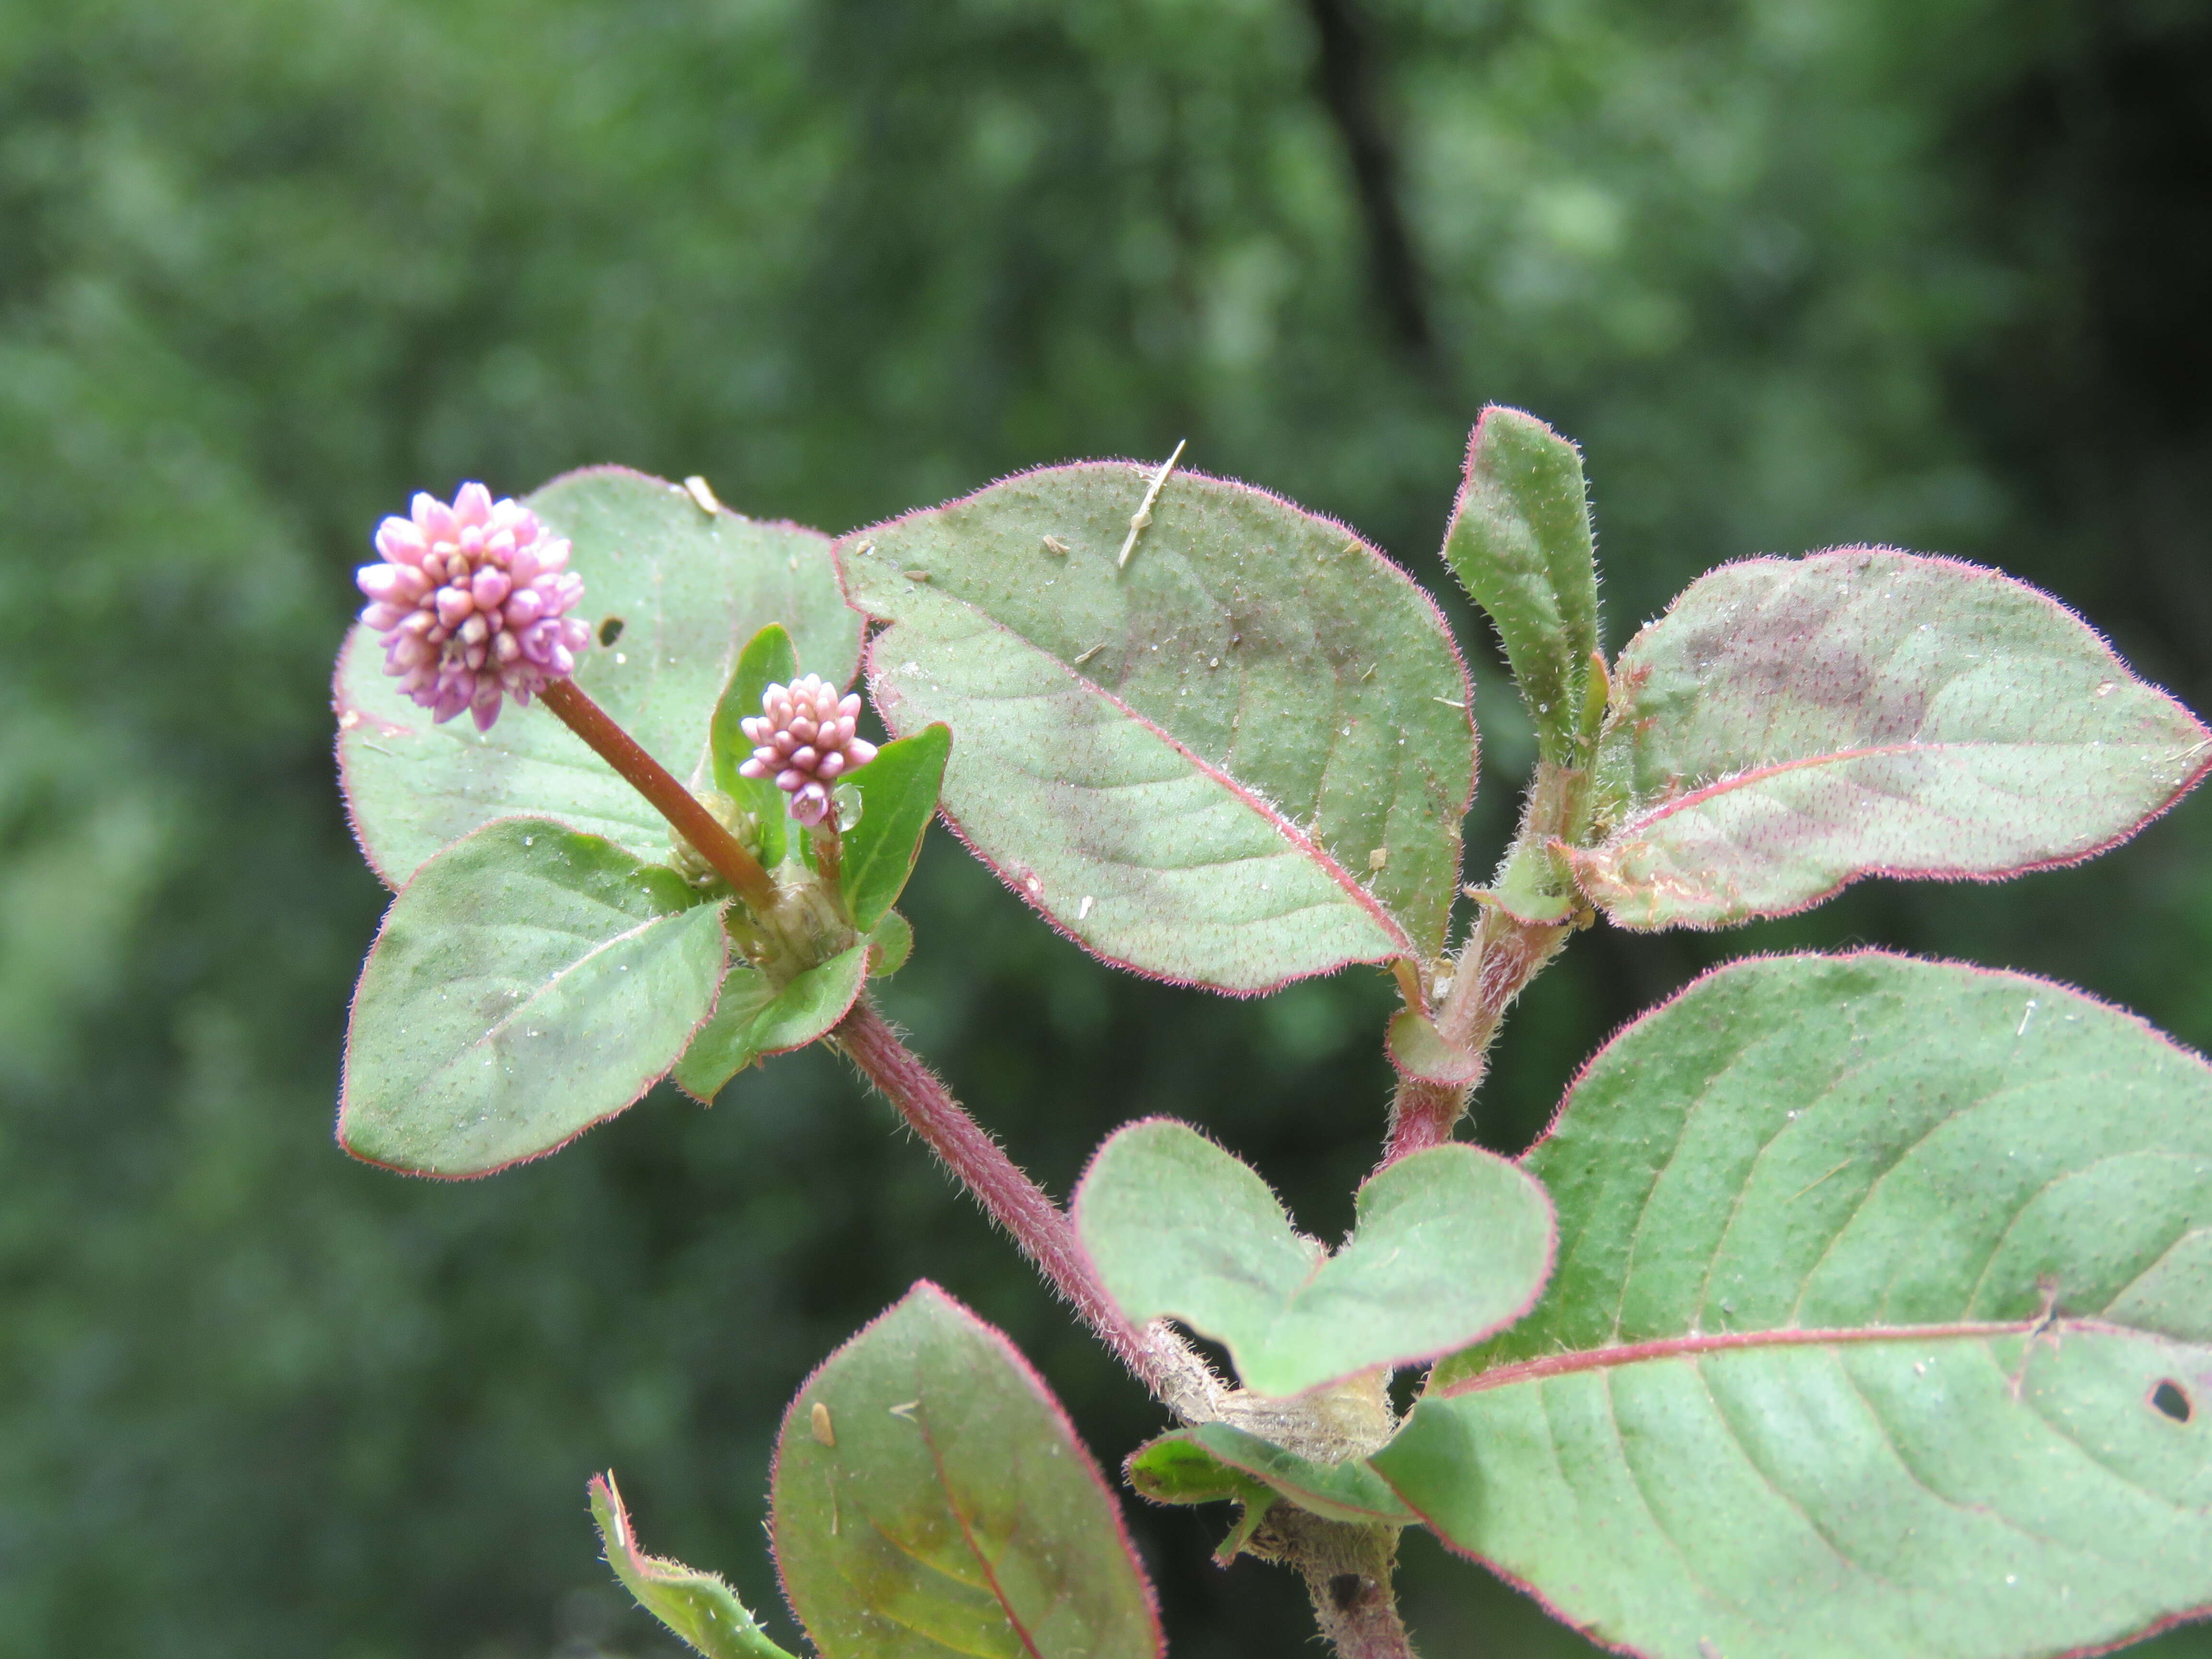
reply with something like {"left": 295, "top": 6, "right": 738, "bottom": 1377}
{"left": 832, "top": 995, "right": 1224, "bottom": 1420}
{"left": 1248, "top": 1510, "right": 1419, "bottom": 1659}
{"left": 1381, "top": 760, "right": 1587, "bottom": 1165}
{"left": 539, "top": 679, "right": 779, "bottom": 913}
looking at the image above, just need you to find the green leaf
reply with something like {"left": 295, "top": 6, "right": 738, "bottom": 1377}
{"left": 672, "top": 942, "right": 869, "bottom": 1105}
{"left": 866, "top": 908, "right": 914, "bottom": 977}
{"left": 840, "top": 462, "right": 1476, "bottom": 991}
{"left": 340, "top": 818, "right": 728, "bottom": 1177}
{"left": 771, "top": 1281, "right": 1162, "bottom": 1659}
{"left": 1385, "top": 1007, "right": 1481, "bottom": 1087}
{"left": 711, "top": 622, "right": 801, "bottom": 870}
{"left": 1122, "top": 1432, "right": 1276, "bottom": 1567}
{"left": 1130, "top": 1422, "right": 1413, "bottom": 1527}
{"left": 589, "top": 1473, "right": 796, "bottom": 1659}
{"left": 1380, "top": 952, "right": 2212, "bottom": 1659}
{"left": 337, "top": 469, "right": 862, "bottom": 887}
{"left": 837, "top": 724, "right": 949, "bottom": 932}
{"left": 1568, "top": 549, "right": 2212, "bottom": 928}
{"left": 1073, "top": 1120, "right": 1554, "bottom": 1396}
{"left": 1443, "top": 407, "right": 1601, "bottom": 764}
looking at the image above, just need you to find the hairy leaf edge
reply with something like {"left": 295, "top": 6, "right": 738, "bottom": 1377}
{"left": 831, "top": 457, "right": 1468, "bottom": 986}
{"left": 1072, "top": 1116, "right": 1561, "bottom": 1394}
{"left": 667, "top": 948, "right": 873, "bottom": 1106}
{"left": 1379, "top": 936, "right": 2212, "bottom": 1659}
{"left": 1570, "top": 548, "right": 2212, "bottom": 930}
{"left": 335, "top": 814, "right": 729, "bottom": 1180}
{"left": 764, "top": 1278, "right": 1166, "bottom": 1657}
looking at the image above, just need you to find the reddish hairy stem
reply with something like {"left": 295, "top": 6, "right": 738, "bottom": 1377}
{"left": 833, "top": 995, "right": 1218, "bottom": 1414}
{"left": 1382, "top": 909, "right": 1568, "bottom": 1166}
{"left": 540, "top": 679, "right": 778, "bottom": 912}
{"left": 1251, "top": 1510, "right": 1420, "bottom": 1659}
{"left": 542, "top": 681, "right": 1215, "bottom": 1410}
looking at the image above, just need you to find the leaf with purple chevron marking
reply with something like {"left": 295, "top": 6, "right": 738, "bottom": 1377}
{"left": 1567, "top": 550, "right": 2210, "bottom": 928}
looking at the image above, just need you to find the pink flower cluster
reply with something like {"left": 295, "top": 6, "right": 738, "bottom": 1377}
{"left": 738, "top": 674, "right": 879, "bottom": 827}
{"left": 356, "top": 483, "right": 592, "bottom": 731}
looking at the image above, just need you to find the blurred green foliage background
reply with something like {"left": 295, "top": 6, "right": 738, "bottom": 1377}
{"left": 2, "top": 0, "right": 2209, "bottom": 1652}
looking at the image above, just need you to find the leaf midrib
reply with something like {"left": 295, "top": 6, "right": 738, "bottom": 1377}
{"left": 885, "top": 613, "right": 1408, "bottom": 949}
{"left": 1440, "top": 1314, "right": 2078, "bottom": 1397}
{"left": 410, "top": 906, "right": 698, "bottom": 1098}
{"left": 1618, "top": 739, "right": 2187, "bottom": 837}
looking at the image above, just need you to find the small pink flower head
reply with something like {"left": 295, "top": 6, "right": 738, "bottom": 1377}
{"left": 737, "top": 673, "right": 878, "bottom": 827}
{"left": 355, "top": 483, "right": 593, "bottom": 732}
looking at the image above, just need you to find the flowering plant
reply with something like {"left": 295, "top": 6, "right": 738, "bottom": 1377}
{"left": 334, "top": 415, "right": 2212, "bottom": 1658}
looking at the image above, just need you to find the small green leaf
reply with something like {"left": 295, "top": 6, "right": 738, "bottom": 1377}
{"left": 712, "top": 623, "right": 801, "bottom": 869}
{"left": 1569, "top": 548, "right": 2212, "bottom": 928}
{"left": 672, "top": 943, "right": 869, "bottom": 1104}
{"left": 866, "top": 908, "right": 913, "bottom": 977}
{"left": 1123, "top": 1433, "right": 1276, "bottom": 1567}
{"left": 771, "top": 1281, "right": 1163, "bottom": 1659}
{"left": 1073, "top": 1120, "right": 1554, "bottom": 1396}
{"left": 1125, "top": 1431, "right": 1271, "bottom": 1507}
{"left": 341, "top": 818, "right": 728, "bottom": 1176}
{"left": 1385, "top": 1007, "right": 1481, "bottom": 1087}
{"left": 1382, "top": 952, "right": 2212, "bottom": 1659}
{"left": 842, "top": 462, "right": 1474, "bottom": 991}
{"left": 589, "top": 1473, "right": 795, "bottom": 1659}
{"left": 837, "top": 724, "right": 949, "bottom": 932}
{"left": 338, "top": 469, "right": 862, "bottom": 887}
{"left": 1443, "top": 407, "right": 1602, "bottom": 765}
{"left": 1130, "top": 1422, "right": 1413, "bottom": 1527}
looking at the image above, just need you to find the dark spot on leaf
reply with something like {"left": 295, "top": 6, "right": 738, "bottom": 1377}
{"left": 1328, "top": 1573, "right": 1368, "bottom": 1611}
{"left": 598, "top": 616, "right": 625, "bottom": 646}
{"left": 2152, "top": 1379, "right": 2192, "bottom": 1422}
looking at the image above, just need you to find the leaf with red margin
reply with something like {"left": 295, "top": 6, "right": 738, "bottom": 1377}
{"left": 1442, "top": 406, "right": 1603, "bottom": 768}
{"left": 837, "top": 462, "right": 1475, "bottom": 994}
{"left": 340, "top": 817, "right": 727, "bottom": 1178}
{"left": 1375, "top": 952, "right": 2212, "bottom": 1659}
{"left": 1074, "top": 1119, "right": 1554, "bottom": 1398}
{"left": 1128, "top": 1421, "right": 1414, "bottom": 1527}
{"left": 589, "top": 1472, "right": 796, "bottom": 1659}
{"left": 337, "top": 468, "right": 861, "bottom": 888}
{"left": 672, "top": 942, "right": 870, "bottom": 1105}
{"left": 770, "top": 1281, "right": 1162, "bottom": 1659}
{"left": 1568, "top": 549, "right": 2212, "bottom": 928}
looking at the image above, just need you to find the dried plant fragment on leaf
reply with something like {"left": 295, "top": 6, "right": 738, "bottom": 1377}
{"left": 1569, "top": 549, "right": 2211, "bottom": 928}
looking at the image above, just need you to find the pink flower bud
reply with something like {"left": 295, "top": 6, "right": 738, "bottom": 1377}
{"left": 738, "top": 672, "right": 877, "bottom": 826}
{"left": 355, "top": 484, "right": 591, "bottom": 730}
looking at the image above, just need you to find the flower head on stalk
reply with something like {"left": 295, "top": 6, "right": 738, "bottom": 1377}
{"left": 738, "top": 674, "right": 878, "bottom": 827}
{"left": 356, "top": 483, "right": 593, "bottom": 731}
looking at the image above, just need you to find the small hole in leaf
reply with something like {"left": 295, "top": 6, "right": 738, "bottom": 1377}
{"left": 2152, "top": 1380, "right": 2192, "bottom": 1422}
{"left": 598, "top": 616, "right": 625, "bottom": 647}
